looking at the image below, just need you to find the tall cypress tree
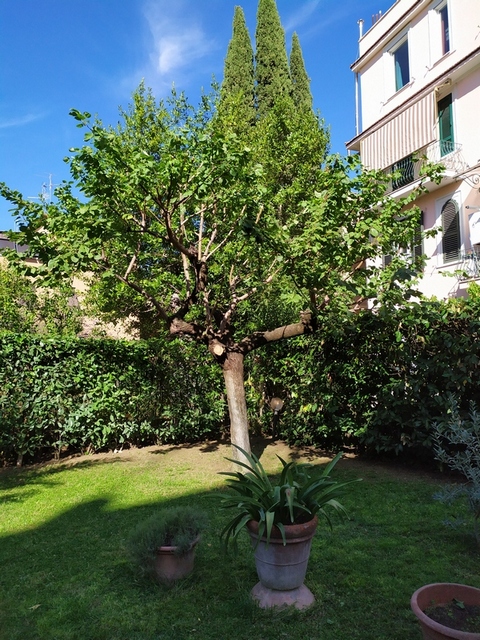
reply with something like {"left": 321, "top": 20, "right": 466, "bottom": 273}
{"left": 220, "top": 6, "right": 255, "bottom": 125}
{"left": 290, "top": 32, "right": 313, "bottom": 112}
{"left": 255, "top": 0, "right": 292, "bottom": 119}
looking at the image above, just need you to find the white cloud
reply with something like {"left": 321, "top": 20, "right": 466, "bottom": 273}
{"left": 284, "top": 1, "right": 321, "bottom": 33}
{"left": 139, "top": 0, "right": 218, "bottom": 87}
{"left": 116, "top": 1, "right": 220, "bottom": 98}
{"left": 0, "top": 112, "right": 46, "bottom": 129}
{"left": 154, "top": 27, "right": 215, "bottom": 75}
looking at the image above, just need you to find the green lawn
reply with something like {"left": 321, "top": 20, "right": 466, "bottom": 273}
{"left": 0, "top": 440, "right": 477, "bottom": 640}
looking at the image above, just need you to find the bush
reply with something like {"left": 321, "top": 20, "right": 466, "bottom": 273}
{"left": 432, "top": 394, "right": 480, "bottom": 544}
{"left": 245, "top": 292, "right": 480, "bottom": 458}
{"left": 126, "top": 506, "right": 208, "bottom": 579}
{"left": 0, "top": 334, "right": 225, "bottom": 465}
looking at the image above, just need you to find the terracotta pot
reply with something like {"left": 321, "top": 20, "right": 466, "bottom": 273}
{"left": 153, "top": 536, "right": 200, "bottom": 584}
{"left": 246, "top": 516, "right": 318, "bottom": 591}
{"left": 411, "top": 583, "right": 480, "bottom": 640}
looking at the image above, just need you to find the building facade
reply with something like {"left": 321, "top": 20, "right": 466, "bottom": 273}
{"left": 347, "top": 0, "right": 480, "bottom": 299}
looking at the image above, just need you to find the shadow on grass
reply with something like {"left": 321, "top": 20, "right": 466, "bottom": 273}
{"left": 1, "top": 448, "right": 477, "bottom": 640}
{"left": 0, "top": 482, "right": 263, "bottom": 640}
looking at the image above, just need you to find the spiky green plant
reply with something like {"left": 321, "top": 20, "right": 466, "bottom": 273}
{"left": 218, "top": 446, "right": 360, "bottom": 547}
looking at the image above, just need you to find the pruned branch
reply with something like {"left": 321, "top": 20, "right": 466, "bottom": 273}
{"left": 238, "top": 311, "right": 317, "bottom": 354}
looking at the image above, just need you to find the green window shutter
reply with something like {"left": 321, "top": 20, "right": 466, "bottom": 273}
{"left": 438, "top": 94, "right": 454, "bottom": 156}
{"left": 441, "top": 199, "right": 460, "bottom": 262}
{"left": 413, "top": 211, "right": 424, "bottom": 261}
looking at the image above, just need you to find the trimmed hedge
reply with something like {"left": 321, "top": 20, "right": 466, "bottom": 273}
{"left": 0, "top": 335, "right": 225, "bottom": 465}
{"left": 246, "top": 291, "right": 480, "bottom": 457}
{"left": 2, "top": 290, "right": 480, "bottom": 465}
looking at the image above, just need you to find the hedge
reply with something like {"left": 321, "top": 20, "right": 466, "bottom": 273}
{"left": 246, "top": 290, "right": 480, "bottom": 457}
{"left": 0, "top": 335, "right": 225, "bottom": 465}
{"left": 2, "top": 290, "right": 480, "bottom": 465}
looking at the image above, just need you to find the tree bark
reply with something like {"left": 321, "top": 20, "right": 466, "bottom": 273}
{"left": 222, "top": 350, "right": 252, "bottom": 464}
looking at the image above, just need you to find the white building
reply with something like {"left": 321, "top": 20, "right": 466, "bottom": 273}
{"left": 347, "top": 0, "right": 480, "bottom": 299}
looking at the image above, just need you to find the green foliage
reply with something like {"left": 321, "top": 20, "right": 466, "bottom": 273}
{"left": 255, "top": 0, "right": 293, "bottom": 118}
{"left": 433, "top": 394, "right": 480, "bottom": 544}
{"left": 0, "top": 334, "right": 225, "bottom": 465}
{"left": 0, "top": 81, "right": 443, "bottom": 459}
{"left": 127, "top": 506, "right": 208, "bottom": 580}
{"left": 219, "top": 445, "right": 358, "bottom": 546}
{"left": 0, "top": 262, "right": 37, "bottom": 332}
{"left": 0, "top": 262, "right": 81, "bottom": 335}
{"left": 290, "top": 32, "right": 312, "bottom": 111}
{"left": 220, "top": 6, "right": 255, "bottom": 127}
{"left": 244, "top": 292, "right": 480, "bottom": 457}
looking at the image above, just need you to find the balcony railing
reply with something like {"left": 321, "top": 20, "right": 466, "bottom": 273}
{"left": 457, "top": 248, "right": 480, "bottom": 281}
{"left": 385, "top": 141, "right": 468, "bottom": 194}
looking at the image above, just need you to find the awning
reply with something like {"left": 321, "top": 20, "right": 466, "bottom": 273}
{"left": 360, "top": 93, "right": 436, "bottom": 170}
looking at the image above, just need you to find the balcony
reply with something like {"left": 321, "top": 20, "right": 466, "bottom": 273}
{"left": 457, "top": 247, "right": 480, "bottom": 281}
{"left": 385, "top": 141, "right": 468, "bottom": 194}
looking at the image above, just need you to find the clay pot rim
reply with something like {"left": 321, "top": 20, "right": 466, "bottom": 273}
{"left": 411, "top": 583, "right": 480, "bottom": 640}
{"left": 156, "top": 535, "right": 201, "bottom": 555}
{"left": 246, "top": 515, "right": 318, "bottom": 543}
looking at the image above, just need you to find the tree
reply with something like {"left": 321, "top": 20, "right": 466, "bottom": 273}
{"left": 0, "top": 261, "right": 82, "bottom": 335}
{"left": 0, "top": 86, "right": 438, "bottom": 462}
{"left": 290, "top": 32, "right": 312, "bottom": 112}
{"left": 254, "top": 0, "right": 292, "bottom": 118}
{"left": 220, "top": 6, "right": 255, "bottom": 127}
{"left": 0, "top": 262, "right": 37, "bottom": 333}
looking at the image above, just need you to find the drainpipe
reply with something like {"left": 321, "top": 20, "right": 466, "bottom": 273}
{"left": 355, "top": 19, "right": 364, "bottom": 137}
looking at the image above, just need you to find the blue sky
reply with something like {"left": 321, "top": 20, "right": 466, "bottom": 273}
{"left": 0, "top": 0, "right": 394, "bottom": 230}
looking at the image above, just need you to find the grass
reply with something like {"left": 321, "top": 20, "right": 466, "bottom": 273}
{"left": 0, "top": 439, "right": 478, "bottom": 640}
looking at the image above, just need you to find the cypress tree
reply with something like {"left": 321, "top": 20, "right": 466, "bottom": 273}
{"left": 220, "top": 6, "right": 255, "bottom": 125}
{"left": 290, "top": 32, "right": 313, "bottom": 112}
{"left": 254, "top": 0, "right": 292, "bottom": 119}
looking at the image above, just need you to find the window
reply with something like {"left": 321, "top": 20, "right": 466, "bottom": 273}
{"left": 393, "top": 38, "right": 410, "bottom": 91}
{"left": 430, "top": 1, "right": 451, "bottom": 62}
{"left": 383, "top": 212, "right": 424, "bottom": 269}
{"left": 438, "top": 93, "right": 454, "bottom": 156}
{"left": 439, "top": 3, "right": 450, "bottom": 54}
{"left": 441, "top": 198, "right": 460, "bottom": 262}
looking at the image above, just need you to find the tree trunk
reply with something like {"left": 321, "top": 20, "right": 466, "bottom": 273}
{"left": 222, "top": 351, "right": 252, "bottom": 464}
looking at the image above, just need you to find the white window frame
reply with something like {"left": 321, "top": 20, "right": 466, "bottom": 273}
{"left": 429, "top": 0, "right": 451, "bottom": 63}
{"left": 435, "top": 191, "right": 463, "bottom": 266}
{"left": 387, "top": 31, "right": 411, "bottom": 96}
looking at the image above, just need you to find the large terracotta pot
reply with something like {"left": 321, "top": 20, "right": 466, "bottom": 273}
{"left": 246, "top": 516, "right": 318, "bottom": 591}
{"left": 411, "top": 583, "right": 480, "bottom": 640}
{"left": 153, "top": 536, "right": 200, "bottom": 584}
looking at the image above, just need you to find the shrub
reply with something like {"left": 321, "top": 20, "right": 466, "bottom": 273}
{"left": 432, "top": 394, "right": 480, "bottom": 544}
{"left": 0, "top": 334, "right": 226, "bottom": 465}
{"left": 244, "top": 293, "right": 480, "bottom": 458}
{"left": 126, "top": 506, "right": 208, "bottom": 578}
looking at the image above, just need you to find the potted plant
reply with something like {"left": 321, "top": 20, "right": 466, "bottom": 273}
{"left": 411, "top": 583, "right": 480, "bottom": 639}
{"left": 127, "top": 505, "right": 208, "bottom": 585}
{"left": 219, "top": 445, "right": 360, "bottom": 609}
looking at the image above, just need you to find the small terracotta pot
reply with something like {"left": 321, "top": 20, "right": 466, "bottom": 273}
{"left": 154, "top": 536, "right": 200, "bottom": 584}
{"left": 411, "top": 583, "right": 480, "bottom": 640}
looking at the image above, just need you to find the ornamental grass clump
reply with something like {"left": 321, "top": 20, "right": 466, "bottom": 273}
{"left": 218, "top": 445, "right": 360, "bottom": 547}
{"left": 432, "top": 394, "right": 480, "bottom": 545}
{"left": 127, "top": 506, "right": 208, "bottom": 578}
